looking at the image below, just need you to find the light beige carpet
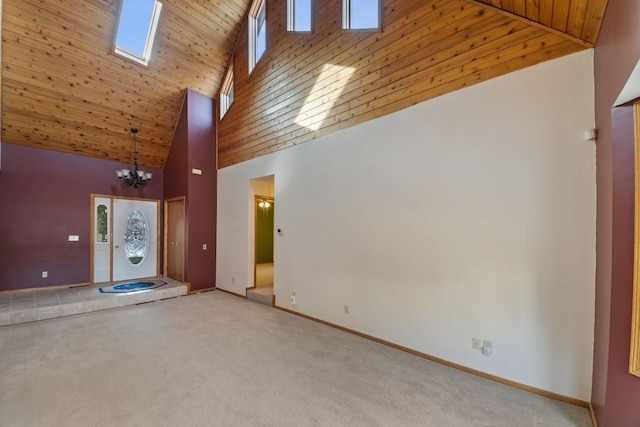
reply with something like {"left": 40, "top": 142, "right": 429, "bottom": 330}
{"left": 0, "top": 292, "right": 591, "bottom": 426}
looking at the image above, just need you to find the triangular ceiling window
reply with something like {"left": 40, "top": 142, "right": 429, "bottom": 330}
{"left": 114, "top": 0, "right": 162, "bottom": 66}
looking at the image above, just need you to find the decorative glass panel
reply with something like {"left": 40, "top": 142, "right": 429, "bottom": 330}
{"left": 96, "top": 204, "right": 109, "bottom": 243}
{"left": 124, "top": 210, "right": 149, "bottom": 265}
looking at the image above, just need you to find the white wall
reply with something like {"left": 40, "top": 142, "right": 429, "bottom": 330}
{"left": 216, "top": 50, "right": 596, "bottom": 400}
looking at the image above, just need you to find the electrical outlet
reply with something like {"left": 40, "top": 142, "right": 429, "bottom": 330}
{"left": 472, "top": 337, "right": 482, "bottom": 350}
{"left": 202, "top": 244, "right": 207, "bottom": 250}
{"left": 482, "top": 340, "right": 493, "bottom": 356}
{"left": 344, "top": 305, "right": 349, "bottom": 314}
{"left": 42, "top": 271, "right": 48, "bottom": 278}
{"left": 231, "top": 277, "right": 235, "bottom": 284}
{"left": 290, "top": 294, "right": 296, "bottom": 305}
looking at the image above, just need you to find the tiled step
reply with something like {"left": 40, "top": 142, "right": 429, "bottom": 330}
{"left": 0, "top": 278, "right": 188, "bottom": 326}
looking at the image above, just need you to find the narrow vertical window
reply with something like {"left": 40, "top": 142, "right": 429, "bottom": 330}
{"left": 114, "top": 0, "right": 163, "bottom": 66}
{"left": 220, "top": 64, "right": 234, "bottom": 119}
{"left": 287, "top": 0, "right": 312, "bottom": 33}
{"left": 249, "top": 0, "right": 267, "bottom": 73}
{"left": 342, "top": 0, "right": 380, "bottom": 30}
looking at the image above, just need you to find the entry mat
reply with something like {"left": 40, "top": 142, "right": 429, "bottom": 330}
{"left": 99, "top": 280, "right": 167, "bottom": 294}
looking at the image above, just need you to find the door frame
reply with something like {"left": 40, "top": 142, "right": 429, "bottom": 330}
{"left": 90, "top": 194, "right": 161, "bottom": 283}
{"left": 164, "top": 196, "right": 186, "bottom": 281}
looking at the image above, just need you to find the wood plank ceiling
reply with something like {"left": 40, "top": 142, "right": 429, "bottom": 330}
{"left": 1, "top": 0, "right": 250, "bottom": 169}
{"left": 218, "top": 0, "right": 608, "bottom": 167}
{"left": 2, "top": 0, "right": 607, "bottom": 169}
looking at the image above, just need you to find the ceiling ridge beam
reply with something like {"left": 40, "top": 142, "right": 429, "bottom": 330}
{"left": 463, "top": 0, "right": 594, "bottom": 48}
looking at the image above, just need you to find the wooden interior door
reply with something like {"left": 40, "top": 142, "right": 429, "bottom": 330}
{"left": 165, "top": 197, "right": 186, "bottom": 282}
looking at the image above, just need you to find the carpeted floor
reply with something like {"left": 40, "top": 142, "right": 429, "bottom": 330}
{"left": 0, "top": 291, "right": 591, "bottom": 426}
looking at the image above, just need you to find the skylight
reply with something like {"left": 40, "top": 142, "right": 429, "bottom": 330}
{"left": 114, "top": 0, "right": 162, "bottom": 66}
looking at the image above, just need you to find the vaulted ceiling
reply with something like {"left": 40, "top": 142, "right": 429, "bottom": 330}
{"left": 1, "top": 0, "right": 607, "bottom": 169}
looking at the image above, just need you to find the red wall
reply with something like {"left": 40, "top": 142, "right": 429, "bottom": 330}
{"left": 592, "top": 0, "right": 640, "bottom": 425}
{"left": 164, "top": 97, "right": 189, "bottom": 200}
{"left": 163, "top": 89, "right": 217, "bottom": 291}
{"left": 0, "top": 143, "right": 163, "bottom": 291}
{"left": 185, "top": 90, "right": 217, "bottom": 290}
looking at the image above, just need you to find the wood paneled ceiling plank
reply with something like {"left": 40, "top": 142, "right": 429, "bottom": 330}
{"left": 2, "top": 0, "right": 248, "bottom": 166}
{"left": 566, "top": 0, "right": 590, "bottom": 38}
{"left": 220, "top": 24, "right": 565, "bottom": 157}
{"left": 550, "top": 0, "right": 571, "bottom": 32}
{"left": 538, "top": 0, "right": 555, "bottom": 26}
{"left": 2, "top": 90, "right": 175, "bottom": 139}
{"left": 2, "top": 114, "right": 168, "bottom": 168}
{"left": 3, "top": 56, "right": 179, "bottom": 122}
{"left": 465, "top": 0, "right": 592, "bottom": 46}
{"left": 0, "top": 24, "right": 195, "bottom": 101}
{"left": 221, "top": 12, "right": 519, "bottom": 145}
{"left": 225, "top": 0, "right": 482, "bottom": 137}
{"left": 7, "top": 0, "right": 116, "bottom": 42}
{"left": 501, "top": 0, "right": 516, "bottom": 13}
{"left": 525, "top": 0, "right": 540, "bottom": 21}
{"left": 580, "top": 0, "right": 608, "bottom": 44}
{"left": 512, "top": 0, "right": 528, "bottom": 15}
{"left": 221, "top": 22, "right": 582, "bottom": 166}
{"left": 3, "top": 7, "right": 113, "bottom": 55}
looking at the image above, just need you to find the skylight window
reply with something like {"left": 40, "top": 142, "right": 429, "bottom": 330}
{"left": 287, "top": 0, "right": 312, "bottom": 33}
{"left": 114, "top": 0, "right": 162, "bottom": 66}
{"left": 342, "top": 0, "right": 380, "bottom": 30}
{"left": 249, "top": 0, "right": 267, "bottom": 73}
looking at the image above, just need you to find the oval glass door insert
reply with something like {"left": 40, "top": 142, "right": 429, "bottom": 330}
{"left": 124, "top": 210, "right": 149, "bottom": 265}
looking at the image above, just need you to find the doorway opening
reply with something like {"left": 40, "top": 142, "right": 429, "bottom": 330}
{"left": 247, "top": 176, "right": 275, "bottom": 306}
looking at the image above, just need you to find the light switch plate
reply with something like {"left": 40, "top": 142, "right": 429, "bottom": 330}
{"left": 68, "top": 235, "right": 80, "bottom": 242}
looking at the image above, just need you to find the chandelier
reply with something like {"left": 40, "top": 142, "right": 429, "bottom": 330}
{"left": 116, "top": 128, "right": 152, "bottom": 188}
{"left": 258, "top": 199, "right": 271, "bottom": 208}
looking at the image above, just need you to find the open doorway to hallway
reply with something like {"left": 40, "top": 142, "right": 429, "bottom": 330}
{"left": 247, "top": 176, "right": 274, "bottom": 306}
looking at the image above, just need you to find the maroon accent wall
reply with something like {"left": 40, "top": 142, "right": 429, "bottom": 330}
{"left": 163, "top": 89, "right": 217, "bottom": 291}
{"left": 0, "top": 143, "right": 163, "bottom": 291}
{"left": 185, "top": 90, "right": 217, "bottom": 290}
{"left": 593, "top": 0, "right": 640, "bottom": 425}
{"left": 164, "top": 97, "right": 189, "bottom": 200}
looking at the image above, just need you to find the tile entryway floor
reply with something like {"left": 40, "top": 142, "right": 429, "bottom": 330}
{"left": 0, "top": 278, "right": 187, "bottom": 326}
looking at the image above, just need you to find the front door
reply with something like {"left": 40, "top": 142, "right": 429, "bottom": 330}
{"left": 112, "top": 198, "right": 159, "bottom": 281}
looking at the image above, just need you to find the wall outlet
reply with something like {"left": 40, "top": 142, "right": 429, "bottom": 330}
{"left": 202, "top": 244, "right": 207, "bottom": 250}
{"left": 42, "top": 271, "right": 48, "bottom": 278}
{"left": 344, "top": 305, "right": 349, "bottom": 314}
{"left": 231, "top": 277, "right": 235, "bottom": 284}
{"left": 472, "top": 337, "right": 482, "bottom": 350}
{"left": 290, "top": 294, "right": 296, "bottom": 305}
{"left": 482, "top": 340, "right": 493, "bottom": 356}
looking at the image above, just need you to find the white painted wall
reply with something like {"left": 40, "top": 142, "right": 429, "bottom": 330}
{"left": 216, "top": 50, "right": 596, "bottom": 400}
